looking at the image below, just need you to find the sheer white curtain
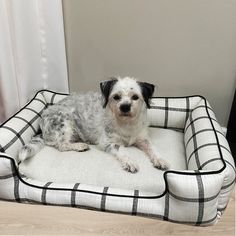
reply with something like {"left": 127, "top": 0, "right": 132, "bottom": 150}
{"left": 0, "top": 0, "right": 69, "bottom": 123}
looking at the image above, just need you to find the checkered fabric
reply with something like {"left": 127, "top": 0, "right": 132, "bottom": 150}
{"left": 0, "top": 90, "right": 235, "bottom": 226}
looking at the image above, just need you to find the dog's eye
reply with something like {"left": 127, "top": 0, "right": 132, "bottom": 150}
{"left": 113, "top": 94, "right": 121, "bottom": 101}
{"left": 132, "top": 95, "right": 139, "bottom": 100}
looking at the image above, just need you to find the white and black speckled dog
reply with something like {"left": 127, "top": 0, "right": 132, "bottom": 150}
{"left": 19, "top": 77, "right": 169, "bottom": 173}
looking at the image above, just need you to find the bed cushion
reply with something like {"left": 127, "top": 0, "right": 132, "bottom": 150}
{"left": 0, "top": 90, "right": 235, "bottom": 226}
{"left": 19, "top": 127, "right": 186, "bottom": 194}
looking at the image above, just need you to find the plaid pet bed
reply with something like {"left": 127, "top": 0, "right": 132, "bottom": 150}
{"left": 0, "top": 90, "right": 235, "bottom": 226}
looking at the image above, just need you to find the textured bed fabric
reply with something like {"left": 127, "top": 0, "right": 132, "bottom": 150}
{"left": 19, "top": 127, "right": 186, "bottom": 194}
{"left": 0, "top": 90, "right": 235, "bottom": 226}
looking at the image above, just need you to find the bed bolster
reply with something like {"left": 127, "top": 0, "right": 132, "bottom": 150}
{"left": 148, "top": 96, "right": 202, "bottom": 130}
{"left": 165, "top": 171, "right": 224, "bottom": 225}
{"left": 184, "top": 97, "right": 236, "bottom": 213}
{"left": 0, "top": 92, "right": 47, "bottom": 160}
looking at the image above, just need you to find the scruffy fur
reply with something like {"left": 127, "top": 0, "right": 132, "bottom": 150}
{"left": 19, "top": 77, "right": 169, "bottom": 173}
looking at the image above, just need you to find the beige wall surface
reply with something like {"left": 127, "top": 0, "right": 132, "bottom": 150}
{"left": 63, "top": 0, "right": 236, "bottom": 126}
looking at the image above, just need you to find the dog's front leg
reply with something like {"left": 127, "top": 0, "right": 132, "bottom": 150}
{"left": 135, "top": 139, "right": 169, "bottom": 170}
{"left": 103, "top": 144, "right": 139, "bottom": 173}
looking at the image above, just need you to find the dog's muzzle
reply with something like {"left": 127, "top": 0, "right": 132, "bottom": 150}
{"left": 120, "top": 103, "right": 131, "bottom": 113}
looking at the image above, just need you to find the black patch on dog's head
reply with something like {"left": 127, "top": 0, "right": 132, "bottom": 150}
{"left": 100, "top": 77, "right": 118, "bottom": 108}
{"left": 138, "top": 82, "right": 155, "bottom": 108}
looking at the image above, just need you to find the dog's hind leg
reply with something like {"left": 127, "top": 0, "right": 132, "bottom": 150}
{"left": 57, "top": 142, "right": 89, "bottom": 152}
{"left": 19, "top": 135, "right": 45, "bottom": 162}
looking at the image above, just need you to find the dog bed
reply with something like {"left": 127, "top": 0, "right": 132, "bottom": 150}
{"left": 0, "top": 90, "right": 235, "bottom": 226}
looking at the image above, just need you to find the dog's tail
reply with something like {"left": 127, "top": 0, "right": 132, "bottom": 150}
{"left": 18, "top": 134, "right": 45, "bottom": 162}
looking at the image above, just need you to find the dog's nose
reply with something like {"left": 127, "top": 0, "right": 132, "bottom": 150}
{"left": 120, "top": 104, "right": 131, "bottom": 113}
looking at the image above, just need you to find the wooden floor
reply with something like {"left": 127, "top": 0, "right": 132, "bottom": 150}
{"left": 0, "top": 191, "right": 235, "bottom": 235}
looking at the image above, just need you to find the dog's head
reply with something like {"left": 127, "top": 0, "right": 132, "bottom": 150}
{"left": 100, "top": 77, "right": 154, "bottom": 121}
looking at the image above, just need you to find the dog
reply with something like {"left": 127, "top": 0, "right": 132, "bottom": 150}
{"left": 19, "top": 77, "right": 169, "bottom": 173}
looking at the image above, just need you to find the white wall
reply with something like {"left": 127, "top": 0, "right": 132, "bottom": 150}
{"left": 63, "top": 0, "right": 236, "bottom": 126}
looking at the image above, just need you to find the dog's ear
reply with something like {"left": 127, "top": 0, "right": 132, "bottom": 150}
{"left": 138, "top": 82, "right": 155, "bottom": 108}
{"left": 100, "top": 77, "right": 118, "bottom": 108}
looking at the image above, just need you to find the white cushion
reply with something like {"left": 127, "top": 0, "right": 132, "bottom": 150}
{"left": 19, "top": 127, "right": 186, "bottom": 194}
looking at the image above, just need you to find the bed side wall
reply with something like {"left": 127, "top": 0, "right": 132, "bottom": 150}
{"left": 184, "top": 98, "right": 236, "bottom": 212}
{"left": 148, "top": 96, "right": 202, "bottom": 130}
{"left": 165, "top": 171, "right": 224, "bottom": 225}
{"left": 0, "top": 92, "right": 46, "bottom": 161}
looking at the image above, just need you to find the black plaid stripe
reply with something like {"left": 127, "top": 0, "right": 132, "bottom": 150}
{"left": 41, "top": 182, "right": 53, "bottom": 205}
{"left": 10, "top": 160, "right": 20, "bottom": 202}
{"left": 194, "top": 105, "right": 213, "bottom": 112}
{"left": 225, "top": 160, "right": 236, "bottom": 174}
{"left": 0, "top": 144, "right": 5, "bottom": 152}
{"left": 13, "top": 175, "right": 20, "bottom": 202}
{"left": 14, "top": 116, "right": 37, "bottom": 134}
{"left": 169, "top": 189, "right": 220, "bottom": 202}
{"left": 46, "top": 93, "right": 57, "bottom": 106}
{"left": 150, "top": 105, "right": 192, "bottom": 113}
{"left": 221, "top": 178, "right": 236, "bottom": 190}
{"left": 221, "top": 177, "right": 236, "bottom": 190}
{"left": 132, "top": 190, "right": 139, "bottom": 215}
{"left": 217, "top": 206, "right": 227, "bottom": 212}
{"left": 199, "top": 158, "right": 222, "bottom": 170}
{"left": 199, "top": 155, "right": 235, "bottom": 171}
{"left": 220, "top": 144, "right": 232, "bottom": 155}
{"left": 188, "top": 113, "right": 201, "bottom": 169}
{"left": 163, "top": 192, "right": 170, "bottom": 221}
{"left": 150, "top": 106, "right": 192, "bottom": 112}
{"left": 149, "top": 125, "right": 184, "bottom": 132}
{"left": 71, "top": 183, "right": 80, "bottom": 207}
{"left": 0, "top": 173, "right": 15, "bottom": 179}
{"left": 164, "top": 98, "right": 169, "bottom": 128}
{"left": 101, "top": 187, "right": 109, "bottom": 211}
{"left": 185, "top": 97, "right": 190, "bottom": 122}
{"left": 50, "top": 93, "right": 57, "bottom": 105}
{"left": 195, "top": 173, "right": 205, "bottom": 226}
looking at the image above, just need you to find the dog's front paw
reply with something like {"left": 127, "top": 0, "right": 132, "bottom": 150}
{"left": 152, "top": 158, "right": 170, "bottom": 171}
{"left": 121, "top": 161, "right": 139, "bottom": 173}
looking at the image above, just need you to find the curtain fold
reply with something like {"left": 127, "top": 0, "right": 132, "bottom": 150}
{"left": 0, "top": 0, "right": 69, "bottom": 123}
